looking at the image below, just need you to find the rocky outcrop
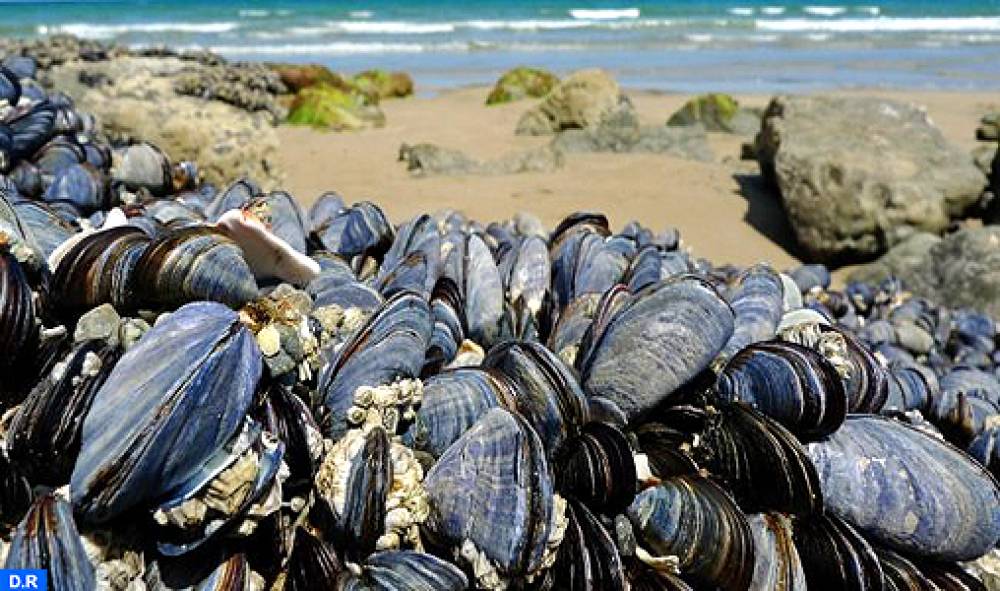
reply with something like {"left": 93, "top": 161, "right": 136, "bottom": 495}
{"left": 267, "top": 63, "right": 347, "bottom": 93}
{"left": 286, "top": 84, "right": 385, "bottom": 131}
{"left": 851, "top": 227, "right": 1000, "bottom": 318}
{"left": 551, "top": 105, "right": 714, "bottom": 161}
{"left": 978, "top": 113, "right": 999, "bottom": 142}
{"left": 398, "top": 143, "right": 563, "bottom": 176}
{"left": 0, "top": 34, "right": 126, "bottom": 69}
{"left": 351, "top": 70, "right": 414, "bottom": 99}
{"left": 667, "top": 93, "right": 760, "bottom": 135}
{"left": 172, "top": 61, "right": 287, "bottom": 121}
{"left": 756, "top": 95, "right": 986, "bottom": 263}
{"left": 45, "top": 57, "right": 283, "bottom": 189}
{"left": 515, "top": 69, "right": 625, "bottom": 136}
{"left": 486, "top": 67, "right": 559, "bottom": 105}
{"left": 846, "top": 232, "right": 941, "bottom": 286}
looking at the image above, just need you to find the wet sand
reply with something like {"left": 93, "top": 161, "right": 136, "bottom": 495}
{"left": 276, "top": 87, "right": 995, "bottom": 270}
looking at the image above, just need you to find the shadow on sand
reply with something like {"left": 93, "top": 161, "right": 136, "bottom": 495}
{"left": 732, "top": 172, "right": 805, "bottom": 264}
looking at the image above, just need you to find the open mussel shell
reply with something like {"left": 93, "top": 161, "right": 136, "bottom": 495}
{"left": 482, "top": 339, "right": 590, "bottom": 456}
{"left": 48, "top": 226, "right": 151, "bottom": 319}
{"left": 540, "top": 498, "right": 626, "bottom": 591}
{"left": 554, "top": 421, "right": 637, "bottom": 514}
{"left": 627, "top": 474, "right": 754, "bottom": 591}
{"left": 748, "top": 513, "right": 806, "bottom": 591}
{"left": 716, "top": 340, "right": 847, "bottom": 440}
{"left": 423, "top": 407, "right": 557, "bottom": 583}
{"left": 130, "top": 226, "right": 259, "bottom": 310}
{"left": 403, "top": 367, "right": 507, "bottom": 457}
{"left": 313, "top": 200, "right": 394, "bottom": 261}
{"left": 580, "top": 275, "right": 734, "bottom": 421}
{"left": 3, "top": 494, "right": 96, "bottom": 591}
{"left": 6, "top": 339, "right": 121, "bottom": 485}
{"left": 0, "top": 250, "right": 40, "bottom": 388}
{"left": 317, "top": 291, "right": 431, "bottom": 438}
{"left": 71, "top": 302, "right": 262, "bottom": 523}
{"left": 698, "top": 403, "right": 822, "bottom": 516}
{"left": 719, "top": 263, "right": 785, "bottom": 361}
{"left": 792, "top": 513, "right": 885, "bottom": 590}
{"left": 806, "top": 414, "right": 1000, "bottom": 561}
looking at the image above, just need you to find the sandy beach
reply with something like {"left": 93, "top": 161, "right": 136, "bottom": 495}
{"left": 277, "top": 87, "right": 996, "bottom": 270}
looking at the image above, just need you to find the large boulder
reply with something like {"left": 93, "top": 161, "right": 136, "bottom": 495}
{"left": 667, "top": 93, "right": 760, "bottom": 135}
{"left": 515, "top": 69, "right": 625, "bottom": 136}
{"left": 552, "top": 104, "right": 714, "bottom": 161}
{"left": 486, "top": 67, "right": 559, "bottom": 105}
{"left": 846, "top": 232, "right": 941, "bottom": 286}
{"left": 351, "top": 69, "right": 413, "bottom": 99}
{"left": 398, "top": 143, "right": 563, "bottom": 176}
{"left": 857, "top": 227, "right": 1000, "bottom": 318}
{"left": 756, "top": 95, "right": 987, "bottom": 263}
{"left": 45, "top": 56, "right": 283, "bottom": 189}
{"left": 286, "top": 84, "right": 385, "bottom": 131}
{"left": 267, "top": 63, "right": 346, "bottom": 93}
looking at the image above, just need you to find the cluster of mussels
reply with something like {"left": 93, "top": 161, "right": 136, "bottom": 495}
{"left": 3, "top": 56, "right": 1000, "bottom": 591}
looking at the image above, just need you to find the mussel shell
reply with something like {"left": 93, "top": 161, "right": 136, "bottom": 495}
{"left": 346, "top": 550, "right": 469, "bottom": 591}
{"left": 313, "top": 200, "right": 394, "bottom": 260}
{"left": 246, "top": 190, "right": 309, "bottom": 254}
{"left": 424, "top": 277, "right": 466, "bottom": 373}
{"left": 580, "top": 275, "right": 734, "bottom": 421}
{"left": 788, "top": 264, "right": 830, "bottom": 293}
{"left": 341, "top": 426, "right": 392, "bottom": 561}
{"left": 308, "top": 191, "right": 345, "bottom": 234}
{"left": 482, "top": 339, "right": 589, "bottom": 456}
{"left": 12, "top": 200, "right": 76, "bottom": 260}
{"left": 930, "top": 367, "right": 1000, "bottom": 446}
{"left": 554, "top": 421, "right": 636, "bottom": 514}
{"left": 876, "top": 548, "right": 941, "bottom": 591}
{"left": 0, "top": 65, "right": 21, "bottom": 106}
{"left": 3, "top": 495, "right": 95, "bottom": 590}
{"left": 507, "top": 234, "right": 550, "bottom": 317}
{"left": 317, "top": 291, "right": 431, "bottom": 438}
{"left": 253, "top": 383, "right": 323, "bottom": 492}
{"left": 922, "top": 563, "right": 988, "bottom": 591}
{"left": 792, "top": 513, "right": 885, "bottom": 591}
{"left": 806, "top": 414, "right": 1000, "bottom": 561}
{"left": 463, "top": 233, "right": 504, "bottom": 350}
{"left": 379, "top": 213, "right": 440, "bottom": 298}
{"left": 33, "top": 135, "right": 85, "bottom": 176}
{"left": 130, "top": 226, "right": 259, "bottom": 310}
{"left": 720, "top": 264, "right": 785, "bottom": 361}
{"left": 42, "top": 162, "right": 109, "bottom": 215}
{"left": 699, "top": 403, "right": 823, "bottom": 516}
{"left": 635, "top": 422, "right": 701, "bottom": 480}
{"left": 205, "top": 177, "right": 261, "bottom": 220}
{"left": 0, "top": 250, "right": 39, "bottom": 384}
{"left": 0, "top": 450, "right": 33, "bottom": 530}
{"left": 716, "top": 340, "right": 847, "bottom": 440}
{"left": 6, "top": 339, "right": 121, "bottom": 485}
{"left": 285, "top": 528, "right": 344, "bottom": 591}
{"left": 49, "top": 226, "right": 151, "bottom": 318}
{"left": 544, "top": 499, "right": 626, "bottom": 591}
{"left": 113, "top": 142, "right": 172, "bottom": 195}
{"left": 403, "top": 368, "right": 506, "bottom": 457}
{"left": 423, "top": 407, "right": 556, "bottom": 578}
{"left": 748, "top": 513, "right": 806, "bottom": 591}
{"left": 827, "top": 325, "right": 889, "bottom": 413}
{"left": 71, "top": 302, "right": 262, "bottom": 523}
{"left": 627, "top": 474, "right": 754, "bottom": 591}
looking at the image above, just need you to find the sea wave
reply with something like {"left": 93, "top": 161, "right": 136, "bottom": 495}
{"left": 238, "top": 9, "right": 268, "bottom": 18}
{"left": 729, "top": 7, "right": 755, "bottom": 17}
{"left": 202, "top": 40, "right": 585, "bottom": 56}
{"left": 38, "top": 21, "right": 239, "bottom": 39}
{"left": 803, "top": 6, "right": 847, "bottom": 17}
{"left": 330, "top": 21, "right": 456, "bottom": 34}
{"left": 568, "top": 8, "right": 640, "bottom": 20}
{"left": 856, "top": 6, "right": 880, "bottom": 16}
{"left": 349, "top": 10, "right": 374, "bottom": 19}
{"left": 761, "top": 6, "right": 786, "bottom": 15}
{"left": 757, "top": 16, "right": 1000, "bottom": 32}
{"left": 465, "top": 19, "right": 593, "bottom": 31}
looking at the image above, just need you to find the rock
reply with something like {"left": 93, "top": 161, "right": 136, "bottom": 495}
{"left": 286, "top": 84, "right": 385, "bottom": 131}
{"left": 351, "top": 70, "right": 414, "bottom": 99}
{"left": 551, "top": 104, "right": 713, "bottom": 161}
{"left": 978, "top": 113, "right": 999, "bottom": 142}
{"left": 398, "top": 143, "right": 563, "bottom": 176}
{"left": 974, "top": 144, "right": 997, "bottom": 177}
{"left": 172, "top": 61, "right": 287, "bottom": 120}
{"left": 846, "top": 232, "right": 941, "bottom": 286}
{"left": 73, "top": 304, "right": 122, "bottom": 345}
{"left": 267, "top": 63, "right": 346, "bottom": 93}
{"left": 45, "top": 57, "right": 283, "bottom": 189}
{"left": 898, "top": 227, "right": 1000, "bottom": 318}
{"left": 994, "top": 140, "right": 1000, "bottom": 197}
{"left": 667, "top": 93, "right": 761, "bottom": 135}
{"left": 0, "top": 34, "right": 126, "bottom": 69}
{"left": 515, "top": 69, "right": 625, "bottom": 136}
{"left": 755, "top": 95, "right": 987, "bottom": 263}
{"left": 486, "top": 67, "right": 559, "bottom": 105}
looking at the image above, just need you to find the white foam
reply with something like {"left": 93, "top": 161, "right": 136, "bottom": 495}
{"left": 729, "top": 7, "right": 755, "bottom": 16}
{"left": 757, "top": 16, "right": 1000, "bottom": 32}
{"left": 856, "top": 6, "right": 881, "bottom": 16}
{"left": 38, "top": 21, "right": 239, "bottom": 39}
{"left": 238, "top": 9, "right": 269, "bottom": 18}
{"left": 331, "top": 21, "right": 456, "bottom": 34}
{"left": 750, "top": 33, "right": 781, "bottom": 42}
{"left": 686, "top": 33, "right": 714, "bottom": 42}
{"left": 568, "top": 8, "right": 640, "bottom": 20}
{"left": 761, "top": 6, "right": 786, "bottom": 15}
{"left": 349, "top": 10, "right": 374, "bottom": 19}
{"left": 803, "top": 6, "right": 847, "bottom": 17}
{"left": 206, "top": 41, "right": 467, "bottom": 55}
{"left": 465, "top": 19, "right": 592, "bottom": 31}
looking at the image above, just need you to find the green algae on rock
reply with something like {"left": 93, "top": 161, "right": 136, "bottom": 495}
{"left": 351, "top": 70, "right": 414, "bottom": 100}
{"left": 667, "top": 93, "right": 760, "bottom": 135}
{"left": 486, "top": 67, "right": 559, "bottom": 105}
{"left": 286, "top": 84, "right": 386, "bottom": 131}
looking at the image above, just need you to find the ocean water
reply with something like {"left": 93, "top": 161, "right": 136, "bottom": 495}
{"left": 1, "top": 0, "right": 999, "bottom": 92}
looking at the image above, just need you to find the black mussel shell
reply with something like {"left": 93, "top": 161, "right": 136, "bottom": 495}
{"left": 792, "top": 513, "right": 885, "bottom": 591}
